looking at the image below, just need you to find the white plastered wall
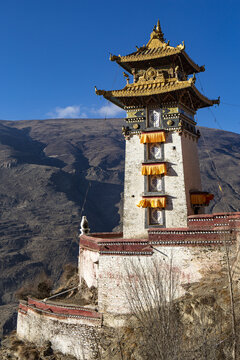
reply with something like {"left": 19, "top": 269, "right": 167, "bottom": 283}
{"left": 98, "top": 255, "right": 150, "bottom": 315}
{"left": 123, "top": 130, "right": 203, "bottom": 236}
{"left": 17, "top": 310, "right": 99, "bottom": 360}
{"left": 79, "top": 248, "right": 99, "bottom": 288}
{"left": 98, "top": 245, "right": 226, "bottom": 316}
{"left": 123, "top": 135, "right": 146, "bottom": 238}
{"left": 164, "top": 132, "right": 188, "bottom": 227}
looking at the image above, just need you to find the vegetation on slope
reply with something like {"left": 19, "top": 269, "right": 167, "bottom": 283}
{"left": 0, "top": 118, "right": 240, "bottom": 340}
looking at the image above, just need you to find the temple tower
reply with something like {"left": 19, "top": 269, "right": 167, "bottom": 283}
{"left": 96, "top": 21, "right": 218, "bottom": 238}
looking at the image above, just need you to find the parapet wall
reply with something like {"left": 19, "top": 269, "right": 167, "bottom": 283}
{"left": 17, "top": 298, "right": 102, "bottom": 360}
{"left": 17, "top": 212, "right": 240, "bottom": 359}
{"left": 149, "top": 228, "right": 235, "bottom": 246}
{"left": 188, "top": 212, "right": 240, "bottom": 229}
{"left": 79, "top": 213, "right": 240, "bottom": 317}
{"left": 97, "top": 245, "right": 230, "bottom": 315}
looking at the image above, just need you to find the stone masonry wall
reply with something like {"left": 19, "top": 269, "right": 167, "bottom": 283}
{"left": 97, "top": 244, "right": 229, "bottom": 315}
{"left": 151, "top": 244, "right": 226, "bottom": 284}
{"left": 98, "top": 255, "right": 151, "bottom": 315}
{"left": 17, "top": 308, "right": 100, "bottom": 360}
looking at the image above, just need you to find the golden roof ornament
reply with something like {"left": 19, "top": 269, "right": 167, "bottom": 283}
{"left": 147, "top": 20, "right": 167, "bottom": 48}
{"left": 96, "top": 20, "right": 219, "bottom": 109}
{"left": 155, "top": 19, "right": 165, "bottom": 42}
{"left": 123, "top": 72, "right": 130, "bottom": 84}
{"left": 108, "top": 21, "right": 204, "bottom": 75}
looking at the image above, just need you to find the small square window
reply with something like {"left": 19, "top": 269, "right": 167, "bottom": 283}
{"left": 148, "top": 143, "right": 163, "bottom": 160}
{"left": 149, "top": 175, "right": 163, "bottom": 192}
{"left": 148, "top": 109, "right": 162, "bottom": 128}
{"left": 149, "top": 208, "right": 164, "bottom": 225}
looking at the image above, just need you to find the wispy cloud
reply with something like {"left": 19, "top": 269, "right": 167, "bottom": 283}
{"left": 47, "top": 102, "right": 124, "bottom": 119}
{"left": 93, "top": 103, "right": 124, "bottom": 117}
{"left": 47, "top": 105, "right": 87, "bottom": 119}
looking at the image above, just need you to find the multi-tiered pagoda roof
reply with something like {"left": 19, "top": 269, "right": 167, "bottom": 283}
{"left": 95, "top": 21, "right": 219, "bottom": 111}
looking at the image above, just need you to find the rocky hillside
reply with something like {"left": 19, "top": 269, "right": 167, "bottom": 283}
{"left": 0, "top": 118, "right": 240, "bottom": 338}
{"left": 199, "top": 126, "right": 240, "bottom": 213}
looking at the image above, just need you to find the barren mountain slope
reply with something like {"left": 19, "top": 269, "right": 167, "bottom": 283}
{"left": 0, "top": 118, "right": 125, "bottom": 338}
{"left": 0, "top": 118, "right": 239, "bottom": 338}
{"left": 198, "top": 126, "right": 240, "bottom": 213}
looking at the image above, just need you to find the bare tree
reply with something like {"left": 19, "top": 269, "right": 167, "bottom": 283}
{"left": 222, "top": 230, "right": 240, "bottom": 360}
{"left": 122, "top": 254, "right": 237, "bottom": 360}
{"left": 123, "top": 256, "right": 184, "bottom": 360}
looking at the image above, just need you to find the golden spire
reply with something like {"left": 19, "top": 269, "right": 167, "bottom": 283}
{"left": 148, "top": 20, "right": 165, "bottom": 47}
{"left": 155, "top": 19, "right": 165, "bottom": 42}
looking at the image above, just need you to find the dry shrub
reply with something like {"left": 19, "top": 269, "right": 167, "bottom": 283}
{"left": 0, "top": 332, "right": 78, "bottom": 359}
{"left": 15, "top": 271, "right": 53, "bottom": 300}
{"left": 121, "top": 257, "right": 240, "bottom": 360}
{"left": 18, "top": 348, "right": 40, "bottom": 360}
{"left": 123, "top": 257, "right": 183, "bottom": 360}
{"left": 59, "top": 263, "right": 78, "bottom": 285}
{"left": 76, "top": 278, "right": 97, "bottom": 306}
{"left": 49, "top": 263, "right": 79, "bottom": 301}
{"left": 11, "top": 338, "right": 24, "bottom": 351}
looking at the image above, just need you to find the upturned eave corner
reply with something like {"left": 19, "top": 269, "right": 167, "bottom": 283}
{"left": 109, "top": 53, "right": 120, "bottom": 62}
{"left": 191, "top": 84, "right": 220, "bottom": 108}
{"left": 181, "top": 51, "right": 205, "bottom": 74}
{"left": 94, "top": 86, "right": 125, "bottom": 109}
{"left": 214, "top": 96, "right": 220, "bottom": 105}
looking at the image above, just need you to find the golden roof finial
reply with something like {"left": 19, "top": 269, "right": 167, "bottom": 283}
{"left": 156, "top": 19, "right": 165, "bottom": 42}
{"left": 152, "top": 19, "right": 165, "bottom": 43}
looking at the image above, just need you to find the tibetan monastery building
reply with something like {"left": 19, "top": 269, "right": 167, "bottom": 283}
{"left": 17, "top": 21, "right": 240, "bottom": 360}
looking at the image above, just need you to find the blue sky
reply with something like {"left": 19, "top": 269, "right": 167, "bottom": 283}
{"left": 0, "top": 0, "right": 239, "bottom": 133}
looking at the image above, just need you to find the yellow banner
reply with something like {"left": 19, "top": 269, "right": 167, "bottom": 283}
{"left": 190, "top": 193, "right": 214, "bottom": 205}
{"left": 140, "top": 131, "right": 166, "bottom": 144}
{"left": 137, "top": 197, "right": 166, "bottom": 208}
{"left": 142, "top": 163, "right": 167, "bottom": 175}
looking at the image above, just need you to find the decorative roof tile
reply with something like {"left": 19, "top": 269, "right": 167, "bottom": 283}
{"left": 95, "top": 76, "right": 219, "bottom": 109}
{"left": 110, "top": 21, "right": 203, "bottom": 75}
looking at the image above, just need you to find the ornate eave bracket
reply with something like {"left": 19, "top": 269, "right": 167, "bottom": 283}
{"left": 109, "top": 53, "right": 120, "bottom": 62}
{"left": 213, "top": 96, "right": 220, "bottom": 105}
{"left": 176, "top": 41, "right": 185, "bottom": 51}
{"left": 95, "top": 86, "right": 125, "bottom": 109}
{"left": 94, "top": 86, "right": 106, "bottom": 96}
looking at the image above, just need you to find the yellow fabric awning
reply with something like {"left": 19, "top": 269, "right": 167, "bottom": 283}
{"left": 190, "top": 193, "right": 214, "bottom": 205}
{"left": 137, "top": 197, "right": 166, "bottom": 208}
{"left": 140, "top": 131, "right": 166, "bottom": 144}
{"left": 142, "top": 163, "right": 167, "bottom": 175}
